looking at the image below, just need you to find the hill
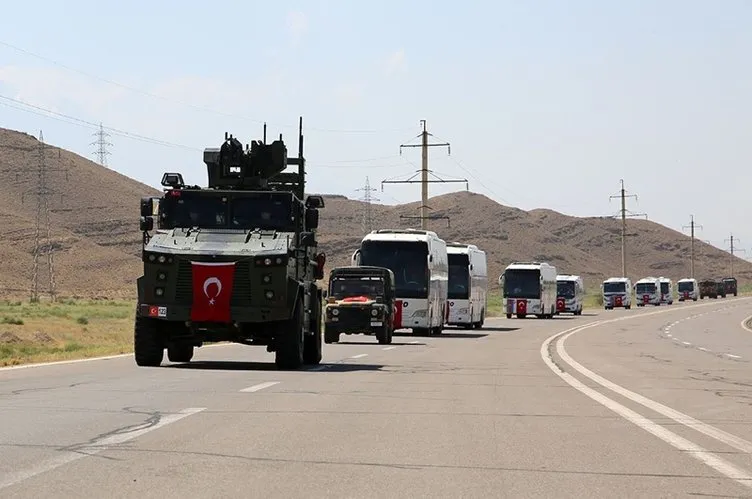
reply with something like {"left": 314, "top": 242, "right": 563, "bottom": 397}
{"left": 0, "top": 127, "right": 750, "bottom": 300}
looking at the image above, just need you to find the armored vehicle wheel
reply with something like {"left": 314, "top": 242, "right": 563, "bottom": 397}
{"left": 275, "top": 297, "right": 305, "bottom": 370}
{"left": 134, "top": 316, "right": 164, "bottom": 367}
{"left": 324, "top": 331, "right": 340, "bottom": 343}
{"left": 167, "top": 342, "right": 193, "bottom": 363}
{"left": 303, "top": 287, "right": 322, "bottom": 365}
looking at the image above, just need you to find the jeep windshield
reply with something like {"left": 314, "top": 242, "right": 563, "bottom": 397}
{"left": 603, "top": 282, "right": 626, "bottom": 293}
{"left": 557, "top": 281, "right": 575, "bottom": 298}
{"left": 330, "top": 277, "right": 385, "bottom": 299}
{"left": 160, "top": 191, "right": 295, "bottom": 231}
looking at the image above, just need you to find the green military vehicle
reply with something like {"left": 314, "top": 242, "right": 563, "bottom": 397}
{"left": 722, "top": 277, "right": 738, "bottom": 297}
{"left": 135, "top": 118, "right": 327, "bottom": 370}
{"left": 323, "top": 266, "right": 396, "bottom": 345}
{"left": 699, "top": 279, "right": 726, "bottom": 299}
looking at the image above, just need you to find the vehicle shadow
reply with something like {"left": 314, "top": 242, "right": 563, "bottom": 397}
{"left": 335, "top": 341, "right": 426, "bottom": 346}
{"left": 435, "top": 332, "right": 489, "bottom": 339}
{"left": 164, "top": 361, "right": 384, "bottom": 372}
{"left": 476, "top": 326, "right": 519, "bottom": 332}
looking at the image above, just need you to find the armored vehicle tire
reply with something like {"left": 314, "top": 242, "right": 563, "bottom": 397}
{"left": 134, "top": 316, "right": 164, "bottom": 367}
{"left": 303, "top": 287, "right": 322, "bottom": 365}
{"left": 167, "top": 342, "right": 193, "bottom": 363}
{"left": 275, "top": 297, "right": 305, "bottom": 370}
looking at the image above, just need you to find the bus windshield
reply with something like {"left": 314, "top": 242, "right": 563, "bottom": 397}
{"left": 635, "top": 283, "right": 656, "bottom": 294}
{"left": 160, "top": 191, "right": 295, "bottom": 231}
{"left": 603, "top": 282, "right": 626, "bottom": 293}
{"left": 660, "top": 282, "right": 669, "bottom": 294}
{"left": 557, "top": 281, "right": 575, "bottom": 298}
{"left": 503, "top": 269, "right": 541, "bottom": 299}
{"left": 677, "top": 281, "right": 693, "bottom": 292}
{"left": 359, "top": 240, "right": 428, "bottom": 298}
{"left": 448, "top": 254, "right": 470, "bottom": 299}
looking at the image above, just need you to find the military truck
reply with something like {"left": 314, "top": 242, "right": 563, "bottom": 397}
{"left": 135, "top": 118, "right": 327, "bottom": 370}
{"left": 323, "top": 266, "right": 396, "bottom": 345}
{"left": 722, "top": 277, "right": 738, "bottom": 297}
{"left": 699, "top": 279, "right": 724, "bottom": 299}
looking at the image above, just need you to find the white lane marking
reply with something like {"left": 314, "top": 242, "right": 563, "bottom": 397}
{"left": 350, "top": 354, "right": 368, "bottom": 359}
{"left": 682, "top": 341, "right": 692, "bottom": 346}
{"left": 699, "top": 347, "right": 710, "bottom": 352}
{"left": 541, "top": 329, "right": 752, "bottom": 489}
{"left": 0, "top": 343, "right": 231, "bottom": 372}
{"left": 408, "top": 340, "right": 421, "bottom": 344}
{"left": 725, "top": 354, "right": 742, "bottom": 360}
{"left": 240, "top": 381, "right": 280, "bottom": 393}
{"left": 382, "top": 346, "right": 397, "bottom": 351}
{"left": 549, "top": 320, "right": 752, "bottom": 455}
{"left": 0, "top": 407, "right": 206, "bottom": 490}
{"left": 741, "top": 316, "right": 752, "bottom": 333}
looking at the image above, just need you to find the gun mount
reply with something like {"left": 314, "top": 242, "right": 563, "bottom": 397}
{"left": 201, "top": 117, "right": 306, "bottom": 200}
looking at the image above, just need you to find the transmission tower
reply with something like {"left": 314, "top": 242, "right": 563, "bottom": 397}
{"left": 23, "top": 131, "right": 68, "bottom": 302}
{"left": 682, "top": 215, "right": 703, "bottom": 279}
{"left": 382, "top": 120, "right": 468, "bottom": 229}
{"left": 724, "top": 234, "right": 745, "bottom": 278}
{"left": 608, "top": 179, "right": 647, "bottom": 278}
{"left": 91, "top": 122, "right": 113, "bottom": 167}
{"left": 355, "top": 176, "right": 379, "bottom": 234}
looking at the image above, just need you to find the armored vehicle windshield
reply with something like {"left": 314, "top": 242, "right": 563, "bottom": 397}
{"left": 160, "top": 190, "right": 296, "bottom": 231}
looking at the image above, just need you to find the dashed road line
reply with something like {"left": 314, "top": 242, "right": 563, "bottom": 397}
{"left": 382, "top": 346, "right": 397, "bottom": 351}
{"left": 725, "top": 354, "right": 742, "bottom": 360}
{"left": 408, "top": 340, "right": 421, "bottom": 344}
{"left": 240, "top": 381, "right": 280, "bottom": 393}
{"left": 350, "top": 353, "right": 368, "bottom": 359}
{"left": 682, "top": 341, "right": 692, "bottom": 346}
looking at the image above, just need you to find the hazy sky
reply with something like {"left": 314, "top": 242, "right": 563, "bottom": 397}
{"left": 1, "top": 1, "right": 750, "bottom": 256}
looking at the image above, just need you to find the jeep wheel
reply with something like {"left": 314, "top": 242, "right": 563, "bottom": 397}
{"left": 303, "top": 288, "right": 322, "bottom": 365}
{"left": 134, "top": 316, "right": 164, "bottom": 367}
{"left": 167, "top": 342, "right": 193, "bottom": 363}
{"left": 276, "top": 297, "right": 304, "bottom": 370}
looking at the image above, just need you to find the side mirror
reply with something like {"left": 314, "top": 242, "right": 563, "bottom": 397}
{"left": 305, "top": 208, "right": 319, "bottom": 229}
{"left": 305, "top": 195, "right": 325, "bottom": 209}
{"left": 470, "top": 264, "right": 473, "bottom": 270}
{"left": 428, "top": 254, "right": 433, "bottom": 262}
{"left": 140, "top": 216, "right": 154, "bottom": 232}
{"left": 140, "top": 197, "right": 155, "bottom": 217}
{"left": 351, "top": 249, "right": 361, "bottom": 265}
{"left": 299, "top": 231, "right": 317, "bottom": 247}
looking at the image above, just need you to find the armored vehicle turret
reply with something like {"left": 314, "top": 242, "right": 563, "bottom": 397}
{"left": 135, "top": 117, "right": 327, "bottom": 370}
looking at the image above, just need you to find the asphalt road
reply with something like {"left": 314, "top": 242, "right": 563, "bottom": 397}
{"left": 2, "top": 297, "right": 752, "bottom": 498}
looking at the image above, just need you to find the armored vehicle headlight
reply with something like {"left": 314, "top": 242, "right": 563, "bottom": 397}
{"left": 254, "top": 255, "right": 288, "bottom": 267}
{"left": 264, "top": 257, "right": 272, "bottom": 266}
{"left": 144, "top": 251, "right": 174, "bottom": 264}
{"left": 262, "top": 274, "right": 271, "bottom": 284}
{"left": 155, "top": 287, "right": 164, "bottom": 296}
{"left": 158, "top": 255, "right": 166, "bottom": 263}
{"left": 332, "top": 308, "right": 339, "bottom": 316}
{"left": 371, "top": 308, "right": 378, "bottom": 316}
{"left": 265, "top": 290, "right": 274, "bottom": 299}
{"left": 157, "top": 272, "right": 167, "bottom": 281}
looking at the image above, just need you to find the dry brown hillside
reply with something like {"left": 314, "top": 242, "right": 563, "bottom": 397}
{"left": 1, "top": 127, "right": 749, "bottom": 300}
{"left": 317, "top": 191, "right": 752, "bottom": 291}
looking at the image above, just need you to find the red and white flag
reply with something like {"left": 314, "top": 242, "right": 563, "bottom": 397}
{"left": 190, "top": 262, "right": 236, "bottom": 322}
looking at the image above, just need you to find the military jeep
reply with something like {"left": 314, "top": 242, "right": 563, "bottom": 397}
{"left": 324, "top": 266, "right": 395, "bottom": 345}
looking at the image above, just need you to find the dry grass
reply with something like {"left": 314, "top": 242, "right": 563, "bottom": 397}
{"left": 0, "top": 299, "right": 134, "bottom": 366}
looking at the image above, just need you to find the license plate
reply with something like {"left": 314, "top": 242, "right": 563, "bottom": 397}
{"left": 370, "top": 321, "right": 383, "bottom": 326}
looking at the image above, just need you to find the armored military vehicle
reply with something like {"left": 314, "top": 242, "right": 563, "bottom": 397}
{"left": 135, "top": 118, "right": 327, "bottom": 370}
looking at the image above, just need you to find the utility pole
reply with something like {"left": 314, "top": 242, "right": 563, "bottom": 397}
{"left": 355, "top": 176, "right": 379, "bottom": 234}
{"left": 23, "top": 131, "right": 68, "bottom": 302}
{"left": 682, "top": 215, "right": 703, "bottom": 279}
{"left": 724, "top": 234, "right": 745, "bottom": 277}
{"left": 382, "top": 120, "right": 467, "bottom": 229}
{"left": 91, "top": 122, "right": 113, "bottom": 167}
{"left": 609, "top": 179, "right": 647, "bottom": 278}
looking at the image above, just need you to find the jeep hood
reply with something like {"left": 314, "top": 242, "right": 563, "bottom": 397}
{"left": 146, "top": 228, "right": 296, "bottom": 255}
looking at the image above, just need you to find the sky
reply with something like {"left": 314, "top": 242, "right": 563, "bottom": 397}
{"left": 1, "top": 0, "right": 751, "bottom": 257}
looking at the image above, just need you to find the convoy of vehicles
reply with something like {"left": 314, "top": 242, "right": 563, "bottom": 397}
{"left": 676, "top": 278, "right": 699, "bottom": 301}
{"left": 556, "top": 274, "right": 584, "bottom": 315}
{"left": 602, "top": 277, "right": 633, "bottom": 310}
{"left": 500, "top": 262, "right": 558, "bottom": 319}
{"left": 324, "top": 266, "right": 396, "bottom": 345}
{"left": 135, "top": 120, "right": 327, "bottom": 370}
{"left": 351, "top": 229, "right": 449, "bottom": 336}
{"left": 635, "top": 277, "right": 661, "bottom": 306}
{"left": 700, "top": 279, "right": 726, "bottom": 299}
{"left": 658, "top": 277, "right": 674, "bottom": 305}
{"left": 446, "top": 243, "right": 488, "bottom": 329}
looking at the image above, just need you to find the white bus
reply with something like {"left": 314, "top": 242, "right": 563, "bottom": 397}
{"left": 635, "top": 277, "right": 661, "bottom": 306}
{"left": 446, "top": 242, "right": 488, "bottom": 329}
{"left": 556, "top": 274, "right": 584, "bottom": 315}
{"left": 352, "top": 229, "right": 448, "bottom": 336}
{"left": 500, "top": 262, "right": 558, "bottom": 319}
{"left": 677, "top": 278, "right": 698, "bottom": 301}
{"left": 602, "top": 277, "right": 632, "bottom": 310}
{"left": 658, "top": 276, "right": 674, "bottom": 305}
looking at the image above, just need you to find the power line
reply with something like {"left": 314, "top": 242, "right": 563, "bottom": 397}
{"left": 724, "top": 234, "right": 745, "bottom": 278}
{"left": 608, "top": 179, "right": 647, "bottom": 278}
{"left": 90, "top": 122, "right": 113, "bottom": 167}
{"left": 382, "top": 120, "right": 468, "bottom": 230}
{"left": 0, "top": 39, "right": 415, "bottom": 134}
{"left": 682, "top": 215, "right": 703, "bottom": 279}
{"left": 355, "top": 176, "right": 380, "bottom": 234}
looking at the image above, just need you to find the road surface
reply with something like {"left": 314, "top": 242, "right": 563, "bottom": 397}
{"left": 2, "top": 297, "right": 752, "bottom": 497}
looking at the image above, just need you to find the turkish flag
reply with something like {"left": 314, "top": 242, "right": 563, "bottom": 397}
{"left": 394, "top": 300, "right": 403, "bottom": 329}
{"left": 190, "top": 262, "right": 236, "bottom": 322}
